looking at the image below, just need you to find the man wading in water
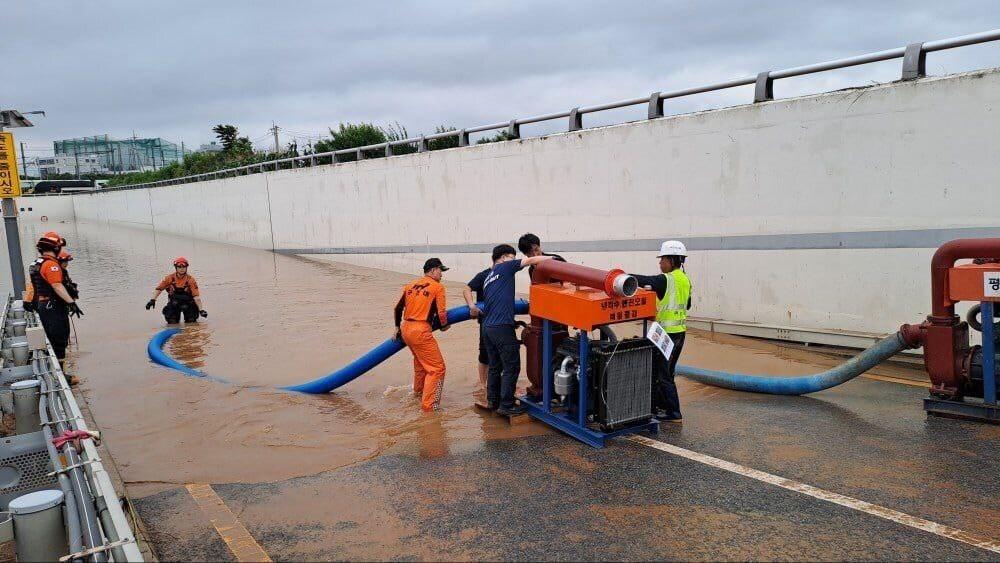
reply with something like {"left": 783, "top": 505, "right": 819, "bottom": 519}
{"left": 146, "top": 257, "right": 207, "bottom": 324}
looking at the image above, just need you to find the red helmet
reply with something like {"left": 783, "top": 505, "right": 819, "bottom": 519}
{"left": 37, "top": 232, "right": 62, "bottom": 251}
{"left": 173, "top": 257, "right": 189, "bottom": 267}
{"left": 43, "top": 231, "right": 66, "bottom": 247}
{"left": 58, "top": 249, "right": 73, "bottom": 262}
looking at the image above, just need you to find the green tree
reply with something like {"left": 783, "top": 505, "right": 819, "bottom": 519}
{"left": 428, "top": 126, "right": 460, "bottom": 151}
{"left": 476, "top": 130, "right": 516, "bottom": 144}
{"left": 212, "top": 125, "right": 239, "bottom": 151}
{"left": 212, "top": 124, "right": 253, "bottom": 155}
{"left": 314, "top": 122, "right": 388, "bottom": 161}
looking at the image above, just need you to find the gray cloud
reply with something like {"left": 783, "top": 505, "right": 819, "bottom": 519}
{"left": 5, "top": 1, "right": 998, "bottom": 155}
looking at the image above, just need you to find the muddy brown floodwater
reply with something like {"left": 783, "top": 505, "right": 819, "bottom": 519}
{"left": 31, "top": 221, "right": 546, "bottom": 496}
{"left": 25, "top": 221, "right": 927, "bottom": 500}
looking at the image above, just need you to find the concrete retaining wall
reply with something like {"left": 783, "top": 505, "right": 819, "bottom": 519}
{"left": 70, "top": 67, "right": 1000, "bottom": 342}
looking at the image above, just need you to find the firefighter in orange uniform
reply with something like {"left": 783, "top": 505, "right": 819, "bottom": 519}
{"left": 394, "top": 258, "right": 451, "bottom": 411}
{"left": 145, "top": 257, "right": 207, "bottom": 323}
{"left": 25, "top": 232, "right": 83, "bottom": 366}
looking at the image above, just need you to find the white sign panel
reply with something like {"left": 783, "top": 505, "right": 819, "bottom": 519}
{"left": 985, "top": 272, "right": 1000, "bottom": 297}
{"left": 645, "top": 321, "right": 675, "bottom": 360}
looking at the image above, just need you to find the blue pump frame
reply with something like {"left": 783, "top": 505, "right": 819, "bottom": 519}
{"left": 520, "top": 319, "right": 659, "bottom": 448}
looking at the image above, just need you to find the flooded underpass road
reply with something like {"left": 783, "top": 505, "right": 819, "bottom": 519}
{"left": 41, "top": 221, "right": 999, "bottom": 561}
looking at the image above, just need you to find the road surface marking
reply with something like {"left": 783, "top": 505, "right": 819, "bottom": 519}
{"left": 629, "top": 435, "right": 1000, "bottom": 554}
{"left": 861, "top": 373, "right": 931, "bottom": 388}
{"left": 186, "top": 483, "right": 272, "bottom": 562}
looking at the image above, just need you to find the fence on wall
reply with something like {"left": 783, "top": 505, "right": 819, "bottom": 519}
{"left": 91, "top": 28, "right": 1000, "bottom": 193}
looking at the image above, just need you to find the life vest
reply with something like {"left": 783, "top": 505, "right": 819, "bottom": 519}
{"left": 28, "top": 256, "right": 63, "bottom": 304}
{"left": 165, "top": 274, "right": 196, "bottom": 300}
{"left": 655, "top": 269, "right": 691, "bottom": 334}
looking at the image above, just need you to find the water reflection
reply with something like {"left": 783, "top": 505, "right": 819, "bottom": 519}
{"left": 167, "top": 323, "right": 213, "bottom": 370}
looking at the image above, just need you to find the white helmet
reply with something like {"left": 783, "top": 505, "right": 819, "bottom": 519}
{"left": 657, "top": 240, "right": 687, "bottom": 257}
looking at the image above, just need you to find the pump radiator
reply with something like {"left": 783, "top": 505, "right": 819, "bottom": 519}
{"left": 591, "top": 338, "right": 654, "bottom": 431}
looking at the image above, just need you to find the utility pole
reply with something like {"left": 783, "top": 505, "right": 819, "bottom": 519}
{"left": 181, "top": 141, "right": 186, "bottom": 165}
{"left": 19, "top": 142, "right": 27, "bottom": 180}
{"left": 270, "top": 123, "right": 280, "bottom": 154}
{"left": 74, "top": 147, "right": 80, "bottom": 179}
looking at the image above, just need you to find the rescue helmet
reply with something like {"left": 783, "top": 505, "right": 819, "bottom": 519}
{"left": 173, "top": 257, "right": 189, "bottom": 267}
{"left": 58, "top": 249, "right": 73, "bottom": 262}
{"left": 657, "top": 240, "right": 688, "bottom": 258}
{"left": 43, "top": 231, "right": 66, "bottom": 248}
{"left": 37, "top": 232, "right": 62, "bottom": 252}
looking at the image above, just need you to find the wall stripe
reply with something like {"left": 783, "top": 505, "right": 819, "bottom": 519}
{"left": 275, "top": 226, "right": 1000, "bottom": 255}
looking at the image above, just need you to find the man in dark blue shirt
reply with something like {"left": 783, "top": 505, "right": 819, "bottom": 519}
{"left": 482, "top": 244, "right": 552, "bottom": 415}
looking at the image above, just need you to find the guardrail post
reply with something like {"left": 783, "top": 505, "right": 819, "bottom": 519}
{"left": 568, "top": 108, "right": 583, "bottom": 132}
{"left": 507, "top": 120, "right": 520, "bottom": 139}
{"left": 647, "top": 91, "right": 663, "bottom": 119}
{"left": 385, "top": 143, "right": 393, "bottom": 157}
{"left": 458, "top": 129, "right": 469, "bottom": 147}
{"left": 356, "top": 148, "right": 364, "bottom": 161}
{"left": 418, "top": 136, "right": 428, "bottom": 152}
{"left": 902, "top": 42, "right": 926, "bottom": 80}
{"left": 754, "top": 71, "right": 774, "bottom": 102}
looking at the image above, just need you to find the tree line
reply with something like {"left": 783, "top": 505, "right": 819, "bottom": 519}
{"left": 105, "top": 122, "right": 514, "bottom": 187}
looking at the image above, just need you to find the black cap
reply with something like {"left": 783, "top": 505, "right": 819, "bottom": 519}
{"left": 423, "top": 258, "right": 449, "bottom": 273}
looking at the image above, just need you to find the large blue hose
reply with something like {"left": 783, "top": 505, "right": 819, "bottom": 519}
{"left": 150, "top": 300, "right": 904, "bottom": 397}
{"left": 675, "top": 331, "right": 908, "bottom": 395}
{"left": 147, "top": 328, "right": 216, "bottom": 379}
{"left": 148, "top": 300, "right": 529, "bottom": 394}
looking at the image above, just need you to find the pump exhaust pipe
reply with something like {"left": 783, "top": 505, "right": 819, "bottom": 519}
{"left": 531, "top": 259, "right": 638, "bottom": 297}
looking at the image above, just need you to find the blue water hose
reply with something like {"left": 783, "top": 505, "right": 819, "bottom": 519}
{"left": 675, "top": 331, "right": 909, "bottom": 395}
{"left": 150, "top": 299, "right": 905, "bottom": 397}
{"left": 148, "top": 300, "right": 529, "bottom": 394}
{"left": 146, "top": 328, "right": 229, "bottom": 383}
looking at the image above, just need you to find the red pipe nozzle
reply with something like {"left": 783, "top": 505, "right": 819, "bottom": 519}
{"left": 532, "top": 260, "right": 637, "bottom": 297}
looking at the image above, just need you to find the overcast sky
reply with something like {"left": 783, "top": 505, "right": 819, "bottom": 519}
{"left": 6, "top": 1, "right": 998, "bottom": 158}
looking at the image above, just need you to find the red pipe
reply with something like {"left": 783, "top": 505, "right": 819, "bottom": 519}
{"left": 531, "top": 259, "right": 628, "bottom": 296}
{"left": 922, "top": 238, "right": 1000, "bottom": 398}
{"left": 930, "top": 238, "right": 1000, "bottom": 319}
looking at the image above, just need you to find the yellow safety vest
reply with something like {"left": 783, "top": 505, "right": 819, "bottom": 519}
{"left": 656, "top": 269, "right": 690, "bottom": 334}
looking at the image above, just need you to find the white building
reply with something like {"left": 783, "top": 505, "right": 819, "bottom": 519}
{"left": 36, "top": 154, "right": 106, "bottom": 177}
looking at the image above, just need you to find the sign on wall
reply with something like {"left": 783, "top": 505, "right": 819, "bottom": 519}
{"left": 0, "top": 132, "right": 22, "bottom": 198}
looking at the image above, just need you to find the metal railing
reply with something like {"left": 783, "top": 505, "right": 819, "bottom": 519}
{"left": 1, "top": 294, "right": 144, "bottom": 561}
{"left": 94, "top": 28, "right": 1000, "bottom": 193}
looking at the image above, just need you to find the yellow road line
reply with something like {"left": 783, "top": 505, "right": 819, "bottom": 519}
{"left": 630, "top": 436, "right": 1000, "bottom": 555}
{"left": 185, "top": 483, "right": 272, "bottom": 562}
{"left": 861, "top": 373, "right": 932, "bottom": 388}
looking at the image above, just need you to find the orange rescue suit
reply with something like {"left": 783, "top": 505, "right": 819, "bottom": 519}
{"left": 395, "top": 276, "right": 449, "bottom": 411}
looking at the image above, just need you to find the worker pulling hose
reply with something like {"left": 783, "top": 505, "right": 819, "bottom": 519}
{"left": 675, "top": 330, "right": 913, "bottom": 395}
{"left": 148, "top": 300, "right": 529, "bottom": 394}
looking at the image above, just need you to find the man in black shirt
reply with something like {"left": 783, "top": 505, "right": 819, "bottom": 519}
{"left": 518, "top": 233, "right": 566, "bottom": 277}
{"left": 463, "top": 266, "right": 491, "bottom": 394}
{"left": 518, "top": 233, "right": 570, "bottom": 400}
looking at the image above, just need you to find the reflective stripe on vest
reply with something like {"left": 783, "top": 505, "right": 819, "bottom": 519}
{"left": 655, "top": 269, "right": 690, "bottom": 333}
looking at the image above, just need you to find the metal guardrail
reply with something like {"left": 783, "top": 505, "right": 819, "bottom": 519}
{"left": 1, "top": 295, "right": 144, "bottom": 561}
{"left": 88, "top": 28, "right": 1000, "bottom": 193}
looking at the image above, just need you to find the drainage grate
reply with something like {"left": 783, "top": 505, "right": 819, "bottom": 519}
{"left": 0, "top": 431, "right": 57, "bottom": 508}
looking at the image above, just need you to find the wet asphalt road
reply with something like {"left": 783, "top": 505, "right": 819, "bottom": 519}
{"left": 134, "top": 376, "right": 999, "bottom": 561}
